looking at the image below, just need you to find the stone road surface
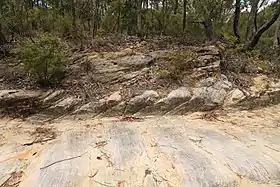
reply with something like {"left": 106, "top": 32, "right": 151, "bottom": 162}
{"left": 1, "top": 105, "right": 280, "bottom": 187}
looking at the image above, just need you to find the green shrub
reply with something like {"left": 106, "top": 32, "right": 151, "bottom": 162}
{"left": 20, "top": 36, "right": 67, "bottom": 86}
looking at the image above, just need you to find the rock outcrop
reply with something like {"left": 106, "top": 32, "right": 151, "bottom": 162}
{"left": 2, "top": 46, "right": 280, "bottom": 119}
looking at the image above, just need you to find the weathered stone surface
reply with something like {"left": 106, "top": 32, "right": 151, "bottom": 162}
{"left": 196, "top": 45, "right": 220, "bottom": 56}
{"left": 42, "top": 90, "right": 65, "bottom": 104}
{"left": 3, "top": 110, "right": 280, "bottom": 187}
{"left": 199, "top": 77, "right": 216, "bottom": 87}
{"left": 74, "top": 99, "right": 107, "bottom": 115}
{"left": 270, "top": 80, "right": 280, "bottom": 89}
{"left": 200, "top": 75, "right": 232, "bottom": 91}
{"left": 156, "top": 87, "right": 191, "bottom": 111}
{"left": 198, "top": 55, "right": 218, "bottom": 63}
{"left": 104, "top": 101, "right": 126, "bottom": 116}
{"left": 106, "top": 91, "right": 121, "bottom": 105}
{"left": 0, "top": 90, "right": 41, "bottom": 100}
{"left": 213, "top": 74, "right": 232, "bottom": 91}
{"left": 192, "top": 87, "right": 227, "bottom": 107}
{"left": 167, "top": 86, "right": 227, "bottom": 114}
{"left": 224, "top": 89, "right": 246, "bottom": 106}
{"left": 49, "top": 97, "right": 81, "bottom": 114}
{"left": 118, "top": 54, "right": 155, "bottom": 69}
{"left": 125, "top": 90, "right": 159, "bottom": 114}
{"left": 75, "top": 92, "right": 122, "bottom": 116}
{"left": 0, "top": 90, "right": 42, "bottom": 116}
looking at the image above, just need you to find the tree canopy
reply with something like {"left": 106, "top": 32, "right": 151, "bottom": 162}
{"left": 0, "top": 0, "right": 279, "bottom": 49}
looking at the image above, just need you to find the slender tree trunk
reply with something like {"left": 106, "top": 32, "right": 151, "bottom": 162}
{"left": 273, "top": 15, "right": 280, "bottom": 47}
{"left": 71, "top": 0, "right": 76, "bottom": 29}
{"left": 183, "top": 0, "right": 187, "bottom": 32}
{"left": 246, "top": 0, "right": 259, "bottom": 42}
{"left": 137, "top": 0, "right": 143, "bottom": 38}
{"left": 92, "top": 0, "right": 100, "bottom": 38}
{"left": 233, "top": 0, "right": 241, "bottom": 42}
{"left": 0, "top": 24, "right": 7, "bottom": 45}
{"left": 203, "top": 19, "right": 215, "bottom": 41}
{"left": 117, "top": 0, "right": 121, "bottom": 33}
{"left": 245, "top": 4, "right": 280, "bottom": 49}
{"left": 60, "top": 0, "right": 65, "bottom": 17}
{"left": 174, "top": 0, "right": 178, "bottom": 14}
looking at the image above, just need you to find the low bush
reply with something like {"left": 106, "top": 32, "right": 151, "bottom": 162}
{"left": 20, "top": 35, "right": 67, "bottom": 86}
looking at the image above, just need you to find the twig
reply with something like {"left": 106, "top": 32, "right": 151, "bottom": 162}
{"left": 93, "top": 180, "right": 114, "bottom": 187}
{"left": 22, "top": 137, "right": 55, "bottom": 146}
{"left": 265, "top": 145, "right": 280, "bottom": 152}
{"left": 158, "top": 144, "right": 178, "bottom": 150}
{"left": 89, "top": 170, "right": 99, "bottom": 178}
{"left": 40, "top": 152, "right": 88, "bottom": 170}
{"left": 0, "top": 175, "right": 12, "bottom": 187}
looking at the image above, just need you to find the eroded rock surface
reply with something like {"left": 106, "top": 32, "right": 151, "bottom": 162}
{"left": 2, "top": 105, "right": 280, "bottom": 187}
{"left": 2, "top": 47, "right": 280, "bottom": 118}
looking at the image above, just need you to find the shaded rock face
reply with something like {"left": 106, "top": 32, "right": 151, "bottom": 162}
{"left": 0, "top": 90, "right": 42, "bottom": 117}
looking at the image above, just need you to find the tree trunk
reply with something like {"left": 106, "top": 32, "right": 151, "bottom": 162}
{"left": 233, "top": 0, "right": 241, "bottom": 42}
{"left": 137, "top": 0, "right": 143, "bottom": 38}
{"left": 273, "top": 15, "right": 280, "bottom": 47}
{"left": 92, "top": 0, "right": 100, "bottom": 38}
{"left": 246, "top": 0, "right": 259, "bottom": 42}
{"left": 71, "top": 0, "right": 76, "bottom": 28}
{"left": 0, "top": 24, "right": 7, "bottom": 45}
{"left": 245, "top": 4, "right": 280, "bottom": 50}
{"left": 203, "top": 19, "right": 215, "bottom": 41}
{"left": 183, "top": 0, "right": 187, "bottom": 32}
{"left": 174, "top": 0, "right": 178, "bottom": 14}
{"left": 117, "top": 0, "right": 121, "bottom": 33}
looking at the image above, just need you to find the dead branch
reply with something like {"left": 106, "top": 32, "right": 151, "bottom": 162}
{"left": 22, "top": 137, "right": 55, "bottom": 146}
{"left": 40, "top": 152, "right": 88, "bottom": 170}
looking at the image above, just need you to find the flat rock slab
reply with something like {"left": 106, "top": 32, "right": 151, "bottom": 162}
{"left": 1, "top": 109, "right": 280, "bottom": 187}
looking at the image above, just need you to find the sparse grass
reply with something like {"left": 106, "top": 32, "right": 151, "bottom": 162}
{"left": 156, "top": 50, "right": 197, "bottom": 82}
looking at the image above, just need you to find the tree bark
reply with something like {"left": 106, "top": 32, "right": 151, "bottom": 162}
{"left": 245, "top": 3, "right": 280, "bottom": 50}
{"left": 246, "top": 0, "right": 259, "bottom": 42}
{"left": 0, "top": 24, "right": 7, "bottom": 45}
{"left": 233, "top": 0, "right": 241, "bottom": 42}
{"left": 183, "top": 0, "right": 187, "bottom": 32}
{"left": 137, "top": 0, "right": 143, "bottom": 38}
{"left": 203, "top": 19, "right": 215, "bottom": 41}
{"left": 273, "top": 15, "right": 280, "bottom": 47}
{"left": 117, "top": 0, "right": 121, "bottom": 33}
{"left": 71, "top": 0, "right": 76, "bottom": 28}
{"left": 174, "top": 0, "right": 178, "bottom": 14}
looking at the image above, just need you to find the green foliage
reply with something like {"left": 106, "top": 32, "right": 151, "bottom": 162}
{"left": 20, "top": 36, "right": 67, "bottom": 86}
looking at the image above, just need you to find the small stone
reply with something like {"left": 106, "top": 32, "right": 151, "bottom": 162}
{"left": 224, "top": 89, "right": 246, "bottom": 106}
{"left": 106, "top": 91, "right": 121, "bottom": 104}
{"left": 189, "top": 136, "right": 202, "bottom": 143}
